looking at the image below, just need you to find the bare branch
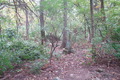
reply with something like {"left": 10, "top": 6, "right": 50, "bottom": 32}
{"left": 0, "top": 5, "right": 5, "bottom": 10}
{"left": 0, "top": 2, "right": 19, "bottom": 6}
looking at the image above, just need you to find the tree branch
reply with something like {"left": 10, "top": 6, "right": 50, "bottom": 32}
{"left": 0, "top": 5, "right": 5, "bottom": 10}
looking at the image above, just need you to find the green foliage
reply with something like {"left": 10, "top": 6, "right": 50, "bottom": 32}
{"left": 112, "top": 43, "right": 120, "bottom": 58}
{"left": 6, "top": 28, "right": 16, "bottom": 39}
{"left": 29, "top": 61, "right": 45, "bottom": 74}
{"left": 92, "top": 37, "right": 102, "bottom": 44}
{"left": 96, "top": 41, "right": 120, "bottom": 59}
{"left": 8, "top": 40, "right": 48, "bottom": 60}
{"left": 0, "top": 0, "right": 8, "bottom": 3}
{"left": 0, "top": 39, "right": 13, "bottom": 75}
{"left": 0, "top": 39, "right": 49, "bottom": 75}
{"left": 110, "top": 27, "right": 120, "bottom": 42}
{"left": 109, "top": 27, "right": 120, "bottom": 59}
{"left": 0, "top": 51, "right": 13, "bottom": 75}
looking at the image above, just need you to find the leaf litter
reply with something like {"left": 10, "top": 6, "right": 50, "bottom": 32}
{"left": 1, "top": 42, "right": 120, "bottom": 80}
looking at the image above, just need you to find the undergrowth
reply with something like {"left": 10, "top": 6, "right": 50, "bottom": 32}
{"left": 0, "top": 38, "right": 49, "bottom": 75}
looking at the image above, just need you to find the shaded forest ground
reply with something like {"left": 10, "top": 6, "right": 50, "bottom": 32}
{"left": 1, "top": 41, "right": 120, "bottom": 80}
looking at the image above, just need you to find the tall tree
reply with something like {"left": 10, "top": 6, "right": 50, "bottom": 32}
{"left": 40, "top": 0, "right": 45, "bottom": 45}
{"left": 83, "top": 14, "right": 91, "bottom": 42}
{"left": 61, "top": 0, "right": 67, "bottom": 48}
{"left": 90, "top": 0, "right": 96, "bottom": 58}
{"left": 0, "top": 20, "right": 1, "bottom": 35}
{"left": 13, "top": 0, "right": 19, "bottom": 35}
{"left": 26, "top": 9, "right": 29, "bottom": 40}
{"left": 100, "top": 0, "right": 107, "bottom": 30}
{"left": 100, "top": 0, "right": 105, "bottom": 18}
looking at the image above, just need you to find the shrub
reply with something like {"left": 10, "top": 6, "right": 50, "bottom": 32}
{"left": 29, "top": 61, "right": 43, "bottom": 74}
{"left": 0, "top": 39, "right": 49, "bottom": 75}
{"left": 6, "top": 28, "right": 16, "bottom": 39}
{"left": 112, "top": 42, "right": 120, "bottom": 59}
{"left": 0, "top": 51, "right": 13, "bottom": 75}
{"left": 110, "top": 27, "right": 120, "bottom": 59}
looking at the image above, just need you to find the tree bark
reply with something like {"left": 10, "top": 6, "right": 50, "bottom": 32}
{"left": 85, "top": 24, "right": 87, "bottom": 38}
{"left": 94, "top": 0, "right": 99, "bottom": 11}
{"left": 26, "top": 9, "right": 29, "bottom": 40}
{"left": 87, "top": 26, "right": 91, "bottom": 42}
{"left": 0, "top": 20, "right": 1, "bottom": 35}
{"left": 83, "top": 14, "right": 91, "bottom": 42}
{"left": 40, "top": 0, "right": 45, "bottom": 45}
{"left": 101, "top": 0, "right": 105, "bottom": 16}
{"left": 100, "top": 0, "right": 107, "bottom": 30}
{"left": 101, "top": 0, "right": 106, "bottom": 21}
{"left": 90, "top": 0, "right": 96, "bottom": 58}
{"left": 61, "top": 0, "right": 67, "bottom": 48}
{"left": 13, "top": 0, "right": 19, "bottom": 35}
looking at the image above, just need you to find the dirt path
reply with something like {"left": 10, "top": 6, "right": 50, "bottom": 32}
{"left": 2, "top": 43, "right": 120, "bottom": 80}
{"left": 25, "top": 44, "right": 94, "bottom": 80}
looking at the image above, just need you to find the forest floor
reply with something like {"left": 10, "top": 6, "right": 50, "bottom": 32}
{"left": 1, "top": 42, "right": 120, "bottom": 80}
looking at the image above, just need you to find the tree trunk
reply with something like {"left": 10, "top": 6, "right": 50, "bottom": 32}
{"left": 0, "top": 20, "right": 1, "bottom": 35}
{"left": 85, "top": 24, "right": 87, "bottom": 38}
{"left": 90, "top": 0, "right": 96, "bottom": 58}
{"left": 83, "top": 14, "right": 91, "bottom": 42}
{"left": 61, "top": 0, "right": 67, "bottom": 48}
{"left": 87, "top": 26, "right": 91, "bottom": 42}
{"left": 40, "top": 0, "right": 45, "bottom": 45}
{"left": 101, "top": 0, "right": 105, "bottom": 17}
{"left": 13, "top": 0, "right": 19, "bottom": 35}
{"left": 26, "top": 9, "right": 29, "bottom": 40}
{"left": 100, "top": 0, "right": 107, "bottom": 30}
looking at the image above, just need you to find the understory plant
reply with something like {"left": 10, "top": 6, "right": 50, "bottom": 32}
{"left": 0, "top": 38, "right": 49, "bottom": 75}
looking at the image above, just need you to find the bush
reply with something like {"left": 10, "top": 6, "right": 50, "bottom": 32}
{"left": 6, "top": 40, "right": 48, "bottom": 60}
{"left": 0, "top": 39, "right": 49, "bottom": 75}
{"left": 112, "top": 42, "right": 120, "bottom": 59}
{"left": 110, "top": 27, "right": 120, "bottom": 59}
{"left": 6, "top": 28, "right": 16, "bottom": 39}
{"left": 29, "top": 61, "right": 43, "bottom": 74}
{"left": 0, "top": 51, "right": 13, "bottom": 75}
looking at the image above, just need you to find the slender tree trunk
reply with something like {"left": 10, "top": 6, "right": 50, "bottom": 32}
{"left": 26, "top": 9, "right": 29, "bottom": 40}
{"left": 90, "top": 0, "right": 95, "bottom": 39}
{"left": 61, "top": 0, "right": 67, "bottom": 48}
{"left": 101, "top": 0, "right": 105, "bottom": 17}
{"left": 87, "top": 26, "right": 91, "bottom": 42}
{"left": 90, "top": 0, "right": 96, "bottom": 58}
{"left": 0, "top": 20, "right": 1, "bottom": 35}
{"left": 85, "top": 24, "right": 87, "bottom": 38}
{"left": 101, "top": 0, "right": 106, "bottom": 21}
{"left": 100, "top": 0, "right": 107, "bottom": 30}
{"left": 83, "top": 14, "right": 91, "bottom": 42}
{"left": 40, "top": 0, "right": 45, "bottom": 45}
{"left": 13, "top": 0, "right": 19, "bottom": 35}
